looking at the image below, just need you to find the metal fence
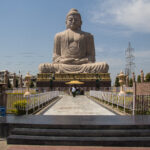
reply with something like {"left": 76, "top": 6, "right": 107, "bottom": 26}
{"left": 98, "top": 86, "right": 133, "bottom": 93}
{"left": 124, "top": 87, "right": 133, "bottom": 93}
{"left": 135, "top": 95, "right": 150, "bottom": 114}
{"left": 6, "top": 88, "right": 36, "bottom": 94}
{"left": 90, "top": 90, "right": 150, "bottom": 115}
{"left": 90, "top": 90, "right": 133, "bottom": 114}
{"left": 6, "top": 91, "right": 60, "bottom": 115}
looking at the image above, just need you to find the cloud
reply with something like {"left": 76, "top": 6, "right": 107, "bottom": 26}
{"left": 90, "top": 0, "right": 150, "bottom": 33}
{"left": 135, "top": 50, "right": 150, "bottom": 58}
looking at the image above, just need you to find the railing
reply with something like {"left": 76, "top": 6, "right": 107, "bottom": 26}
{"left": 7, "top": 93, "right": 24, "bottom": 113}
{"left": 124, "top": 87, "right": 133, "bottom": 93}
{"left": 99, "top": 87, "right": 120, "bottom": 92}
{"left": 135, "top": 95, "right": 150, "bottom": 114}
{"left": 90, "top": 90, "right": 133, "bottom": 114}
{"left": 6, "top": 91, "right": 60, "bottom": 115}
{"left": 98, "top": 86, "right": 133, "bottom": 93}
{"left": 25, "top": 91, "right": 59, "bottom": 115}
{"left": 6, "top": 88, "right": 36, "bottom": 94}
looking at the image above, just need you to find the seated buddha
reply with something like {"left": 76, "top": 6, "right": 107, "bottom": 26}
{"left": 39, "top": 8, "right": 109, "bottom": 73}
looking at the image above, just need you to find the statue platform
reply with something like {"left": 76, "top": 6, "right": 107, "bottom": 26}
{"left": 36, "top": 73, "right": 111, "bottom": 90}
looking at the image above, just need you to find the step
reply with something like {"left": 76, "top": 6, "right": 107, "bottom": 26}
{"left": 7, "top": 135, "right": 150, "bottom": 147}
{"left": 11, "top": 128, "right": 150, "bottom": 137}
{"left": 7, "top": 123, "right": 150, "bottom": 130}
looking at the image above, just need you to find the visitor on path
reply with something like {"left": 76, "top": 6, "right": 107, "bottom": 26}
{"left": 76, "top": 87, "right": 80, "bottom": 95}
{"left": 72, "top": 86, "right": 76, "bottom": 97}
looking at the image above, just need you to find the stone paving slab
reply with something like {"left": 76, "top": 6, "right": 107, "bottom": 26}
{"left": 43, "top": 95, "right": 116, "bottom": 115}
{"left": 7, "top": 145, "right": 150, "bottom": 150}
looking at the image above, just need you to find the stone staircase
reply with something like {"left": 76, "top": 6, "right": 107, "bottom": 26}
{"left": 7, "top": 123, "right": 150, "bottom": 147}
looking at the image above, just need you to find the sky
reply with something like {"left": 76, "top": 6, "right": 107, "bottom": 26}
{"left": 0, "top": 0, "right": 150, "bottom": 84}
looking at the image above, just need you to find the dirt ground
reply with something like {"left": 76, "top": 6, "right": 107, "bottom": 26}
{"left": 0, "top": 138, "right": 7, "bottom": 150}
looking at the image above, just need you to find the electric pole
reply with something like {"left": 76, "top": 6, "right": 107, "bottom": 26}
{"left": 125, "top": 42, "right": 135, "bottom": 78}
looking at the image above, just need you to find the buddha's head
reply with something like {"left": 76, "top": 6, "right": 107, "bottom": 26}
{"left": 66, "top": 8, "right": 82, "bottom": 30}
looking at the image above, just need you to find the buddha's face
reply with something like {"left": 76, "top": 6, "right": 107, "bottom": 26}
{"left": 66, "top": 14, "right": 82, "bottom": 30}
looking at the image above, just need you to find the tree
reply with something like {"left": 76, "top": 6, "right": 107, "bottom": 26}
{"left": 129, "top": 78, "right": 133, "bottom": 87}
{"left": 115, "top": 77, "right": 120, "bottom": 87}
{"left": 137, "top": 75, "right": 141, "bottom": 83}
{"left": 145, "top": 73, "right": 150, "bottom": 82}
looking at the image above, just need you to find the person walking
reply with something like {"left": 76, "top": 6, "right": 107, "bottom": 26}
{"left": 72, "top": 86, "right": 76, "bottom": 97}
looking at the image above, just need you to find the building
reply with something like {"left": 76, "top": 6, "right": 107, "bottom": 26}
{"left": 0, "top": 70, "right": 21, "bottom": 88}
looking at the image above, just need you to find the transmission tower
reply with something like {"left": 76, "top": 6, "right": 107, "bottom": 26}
{"left": 125, "top": 42, "right": 135, "bottom": 78}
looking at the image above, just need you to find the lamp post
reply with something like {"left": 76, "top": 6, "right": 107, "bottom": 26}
{"left": 24, "top": 72, "right": 32, "bottom": 96}
{"left": 118, "top": 71, "right": 125, "bottom": 96}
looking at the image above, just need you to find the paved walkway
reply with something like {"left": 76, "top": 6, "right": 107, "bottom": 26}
{"left": 44, "top": 95, "right": 116, "bottom": 115}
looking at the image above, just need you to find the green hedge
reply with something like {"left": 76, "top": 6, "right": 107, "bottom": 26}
{"left": 12, "top": 100, "right": 27, "bottom": 115}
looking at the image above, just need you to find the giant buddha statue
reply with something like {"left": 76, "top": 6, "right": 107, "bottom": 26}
{"left": 39, "top": 8, "right": 109, "bottom": 73}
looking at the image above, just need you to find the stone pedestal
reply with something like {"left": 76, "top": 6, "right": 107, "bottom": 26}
{"left": 24, "top": 72, "right": 32, "bottom": 96}
{"left": 37, "top": 73, "right": 111, "bottom": 91}
{"left": 118, "top": 71, "right": 125, "bottom": 96}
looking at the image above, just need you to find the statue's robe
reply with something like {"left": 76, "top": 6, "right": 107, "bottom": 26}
{"left": 39, "top": 29, "right": 109, "bottom": 73}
